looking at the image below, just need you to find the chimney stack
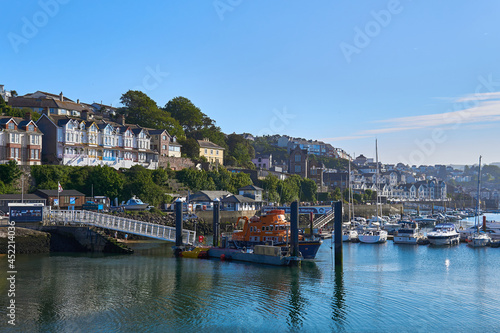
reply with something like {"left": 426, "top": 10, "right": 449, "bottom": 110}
{"left": 81, "top": 110, "right": 89, "bottom": 121}
{"left": 117, "top": 114, "right": 126, "bottom": 126}
{"left": 77, "top": 99, "right": 80, "bottom": 104}
{"left": 42, "top": 107, "right": 49, "bottom": 115}
{"left": 25, "top": 112, "right": 31, "bottom": 121}
{"left": 59, "top": 92, "right": 64, "bottom": 101}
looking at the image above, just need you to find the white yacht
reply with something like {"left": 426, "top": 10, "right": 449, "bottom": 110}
{"left": 468, "top": 232, "right": 491, "bottom": 247}
{"left": 459, "top": 221, "right": 500, "bottom": 241}
{"left": 427, "top": 223, "right": 460, "bottom": 246}
{"left": 393, "top": 221, "right": 421, "bottom": 245}
{"left": 332, "top": 228, "right": 359, "bottom": 242}
{"left": 358, "top": 140, "right": 387, "bottom": 244}
{"left": 358, "top": 228, "right": 388, "bottom": 243}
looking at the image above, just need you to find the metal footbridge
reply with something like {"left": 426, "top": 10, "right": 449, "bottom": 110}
{"left": 45, "top": 210, "right": 196, "bottom": 245}
{"left": 313, "top": 209, "right": 335, "bottom": 229}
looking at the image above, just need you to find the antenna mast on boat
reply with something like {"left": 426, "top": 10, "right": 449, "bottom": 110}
{"left": 375, "top": 139, "right": 380, "bottom": 229}
{"left": 475, "top": 156, "right": 482, "bottom": 233}
{"left": 349, "top": 154, "right": 355, "bottom": 221}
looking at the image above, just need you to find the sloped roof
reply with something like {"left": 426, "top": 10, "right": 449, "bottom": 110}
{"left": 35, "top": 189, "right": 85, "bottom": 197}
{"left": 198, "top": 140, "right": 224, "bottom": 149}
{"left": 238, "top": 185, "right": 263, "bottom": 191}
{"left": 221, "top": 194, "right": 255, "bottom": 204}
{"left": 189, "top": 190, "right": 232, "bottom": 202}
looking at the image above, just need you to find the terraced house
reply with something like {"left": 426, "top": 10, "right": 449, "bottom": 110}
{"left": 36, "top": 113, "right": 158, "bottom": 169}
{"left": 0, "top": 114, "right": 43, "bottom": 165}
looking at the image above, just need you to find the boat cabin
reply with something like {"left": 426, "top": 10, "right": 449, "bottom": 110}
{"left": 232, "top": 209, "right": 291, "bottom": 243}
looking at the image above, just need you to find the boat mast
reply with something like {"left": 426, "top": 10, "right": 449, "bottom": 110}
{"left": 348, "top": 156, "right": 352, "bottom": 221}
{"left": 350, "top": 155, "right": 355, "bottom": 221}
{"left": 375, "top": 139, "right": 380, "bottom": 229}
{"left": 475, "top": 156, "right": 482, "bottom": 234}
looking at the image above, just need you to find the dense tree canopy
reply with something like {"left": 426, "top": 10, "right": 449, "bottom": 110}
{"left": 119, "top": 90, "right": 184, "bottom": 138}
{"left": 225, "top": 134, "right": 255, "bottom": 169}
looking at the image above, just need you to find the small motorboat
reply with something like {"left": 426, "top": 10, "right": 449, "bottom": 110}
{"left": 182, "top": 247, "right": 209, "bottom": 259}
{"left": 120, "top": 196, "right": 149, "bottom": 211}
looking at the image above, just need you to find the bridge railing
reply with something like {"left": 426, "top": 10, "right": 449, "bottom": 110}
{"left": 44, "top": 209, "right": 196, "bottom": 245}
{"left": 313, "top": 209, "right": 335, "bottom": 229}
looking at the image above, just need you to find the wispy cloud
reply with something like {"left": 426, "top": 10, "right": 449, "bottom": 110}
{"left": 320, "top": 135, "right": 371, "bottom": 142}
{"left": 359, "top": 92, "right": 500, "bottom": 135}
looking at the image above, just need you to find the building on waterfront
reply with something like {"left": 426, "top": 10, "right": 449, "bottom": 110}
{"left": 188, "top": 190, "right": 232, "bottom": 210}
{"left": 34, "top": 189, "right": 85, "bottom": 210}
{"left": 36, "top": 113, "right": 158, "bottom": 169}
{"left": 198, "top": 139, "right": 224, "bottom": 165}
{"left": 238, "top": 185, "right": 263, "bottom": 201}
{"left": 0, "top": 194, "right": 47, "bottom": 215}
{"left": 0, "top": 114, "right": 43, "bottom": 165}
{"left": 220, "top": 194, "right": 259, "bottom": 211}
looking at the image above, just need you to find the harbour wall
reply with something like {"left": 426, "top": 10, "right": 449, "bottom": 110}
{"left": 0, "top": 226, "right": 132, "bottom": 254}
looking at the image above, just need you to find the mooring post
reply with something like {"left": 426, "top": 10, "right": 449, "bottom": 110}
{"left": 290, "top": 200, "right": 300, "bottom": 257}
{"left": 213, "top": 198, "right": 220, "bottom": 247}
{"left": 334, "top": 200, "right": 343, "bottom": 266}
{"left": 174, "top": 198, "right": 183, "bottom": 256}
{"left": 310, "top": 211, "right": 314, "bottom": 237}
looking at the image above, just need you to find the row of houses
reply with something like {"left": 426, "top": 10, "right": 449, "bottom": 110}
{"left": 276, "top": 135, "right": 349, "bottom": 159}
{"left": 1, "top": 90, "right": 228, "bottom": 170}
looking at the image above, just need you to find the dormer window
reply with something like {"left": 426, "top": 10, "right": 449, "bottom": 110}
{"left": 28, "top": 125, "right": 34, "bottom": 131}
{"left": 8, "top": 123, "right": 14, "bottom": 130}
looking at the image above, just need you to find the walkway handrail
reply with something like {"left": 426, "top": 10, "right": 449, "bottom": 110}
{"left": 44, "top": 210, "right": 196, "bottom": 245}
{"left": 313, "top": 209, "right": 335, "bottom": 229}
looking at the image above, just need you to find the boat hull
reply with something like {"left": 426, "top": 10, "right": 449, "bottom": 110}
{"left": 121, "top": 204, "right": 149, "bottom": 211}
{"left": 427, "top": 235, "right": 459, "bottom": 246}
{"left": 207, "top": 248, "right": 300, "bottom": 266}
{"left": 468, "top": 235, "right": 491, "bottom": 247}
{"left": 358, "top": 233, "right": 387, "bottom": 244}
{"left": 393, "top": 236, "right": 419, "bottom": 244}
{"left": 273, "top": 241, "right": 322, "bottom": 260}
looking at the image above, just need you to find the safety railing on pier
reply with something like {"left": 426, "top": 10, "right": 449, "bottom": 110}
{"left": 313, "top": 209, "right": 335, "bottom": 229}
{"left": 44, "top": 210, "right": 196, "bottom": 245}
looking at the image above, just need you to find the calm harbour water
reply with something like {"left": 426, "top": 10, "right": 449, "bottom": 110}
{"left": 1, "top": 214, "right": 500, "bottom": 332}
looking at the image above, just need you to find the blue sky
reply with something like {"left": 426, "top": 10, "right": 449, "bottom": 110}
{"left": 2, "top": 0, "right": 500, "bottom": 165}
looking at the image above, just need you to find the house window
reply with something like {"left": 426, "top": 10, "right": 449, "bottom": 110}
{"left": 162, "top": 135, "right": 166, "bottom": 140}
{"left": 8, "top": 123, "right": 14, "bottom": 130}
{"left": 28, "top": 125, "right": 34, "bottom": 131}
{"left": 162, "top": 145, "right": 166, "bottom": 150}
{"left": 295, "top": 165, "right": 301, "bottom": 173}
{"left": 205, "top": 149, "right": 207, "bottom": 154}
{"left": 211, "top": 150, "right": 213, "bottom": 155}
{"left": 216, "top": 150, "right": 219, "bottom": 155}
{"left": 295, "top": 155, "right": 301, "bottom": 162}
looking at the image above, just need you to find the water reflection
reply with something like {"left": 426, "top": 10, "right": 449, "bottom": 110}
{"left": 331, "top": 265, "right": 346, "bottom": 330}
{"left": 287, "top": 267, "right": 305, "bottom": 330}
